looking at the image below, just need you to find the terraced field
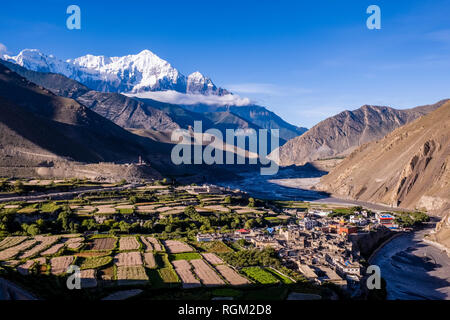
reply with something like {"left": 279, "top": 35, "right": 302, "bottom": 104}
{"left": 87, "top": 237, "right": 116, "bottom": 251}
{"left": 119, "top": 237, "right": 140, "bottom": 251}
{"left": 0, "top": 235, "right": 270, "bottom": 294}
{"left": 241, "top": 267, "right": 280, "bottom": 284}
{"left": 190, "top": 259, "right": 225, "bottom": 287}
{"left": 116, "top": 266, "right": 149, "bottom": 285}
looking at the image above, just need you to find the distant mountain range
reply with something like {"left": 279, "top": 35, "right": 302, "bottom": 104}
{"left": 1, "top": 55, "right": 306, "bottom": 143}
{"left": 317, "top": 101, "right": 450, "bottom": 214}
{"left": 0, "top": 63, "right": 258, "bottom": 181}
{"left": 2, "top": 49, "right": 228, "bottom": 95}
{"left": 273, "top": 102, "right": 448, "bottom": 166}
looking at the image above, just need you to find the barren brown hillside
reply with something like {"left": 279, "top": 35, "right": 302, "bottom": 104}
{"left": 274, "top": 102, "right": 447, "bottom": 166}
{"left": 317, "top": 101, "right": 450, "bottom": 214}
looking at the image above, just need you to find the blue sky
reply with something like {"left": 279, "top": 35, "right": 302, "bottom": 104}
{"left": 1, "top": 0, "right": 450, "bottom": 128}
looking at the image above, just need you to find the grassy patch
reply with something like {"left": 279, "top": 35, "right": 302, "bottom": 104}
{"left": 241, "top": 267, "right": 280, "bottom": 284}
{"left": 196, "top": 241, "right": 233, "bottom": 253}
{"left": 118, "top": 208, "right": 134, "bottom": 214}
{"left": 158, "top": 267, "right": 179, "bottom": 284}
{"left": 169, "top": 252, "right": 202, "bottom": 261}
{"left": 80, "top": 256, "right": 112, "bottom": 270}
{"left": 266, "top": 268, "right": 294, "bottom": 284}
{"left": 39, "top": 203, "right": 61, "bottom": 214}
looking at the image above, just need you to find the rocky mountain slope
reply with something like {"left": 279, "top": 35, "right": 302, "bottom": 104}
{"left": 274, "top": 102, "right": 447, "bottom": 166}
{"left": 182, "top": 104, "right": 307, "bottom": 142}
{"left": 317, "top": 101, "right": 450, "bottom": 213}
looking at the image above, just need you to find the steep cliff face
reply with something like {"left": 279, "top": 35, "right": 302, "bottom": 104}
{"left": 317, "top": 101, "right": 450, "bottom": 213}
{"left": 426, "top": 214, "right": 450, "bottom": 255}
{"left": 275, "top": 102, "right": 447, "bottom": 166}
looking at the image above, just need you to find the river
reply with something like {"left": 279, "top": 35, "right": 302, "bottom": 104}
{"left": 371, "top": 224, "right": 450, "bottom": 300}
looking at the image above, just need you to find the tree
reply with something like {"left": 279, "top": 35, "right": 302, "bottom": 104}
{"left": 129, "top": 196, "right": 137, "bottom": 204}
{"left": 119, "top": 221, "right": 131, "bottom": 233}
{"left": 14, "top": 181, "right": 25, "bottom": 194}
{"left": 26, "top": 224, "right": 40, "bottom": 236}
{"left": 224, "top": 196, "right": 232, "bottom": 204}
{"left": 143, "top": 220, "right": 153, "bottom": 231}
{"left": 57, "top": 211, "right": 70, "bottom": 231}
{"left": 248, "top": 197, "right": 255, "bottom": 208}
{"left": 245, "top": 219, "right": 255, "bottom": 230}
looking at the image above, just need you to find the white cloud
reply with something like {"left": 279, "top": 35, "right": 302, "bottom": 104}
{"left": 0, "top": 43, "right": 7, "bottom": 55}
{"left": 125, "top": 90, "right": 252, "bottom": 106}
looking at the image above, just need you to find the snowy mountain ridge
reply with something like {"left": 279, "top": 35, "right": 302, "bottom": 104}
{"left": 2, "top": 48, "right": 229, "bottom": 96}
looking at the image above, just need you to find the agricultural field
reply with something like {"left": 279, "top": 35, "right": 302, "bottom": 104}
{"left": 50, "top": 256, "right": 74, "bottom": 275}
{"left": 143, "top": 252, "right": 156, "bottom": 268}
{"left": 18, "top": 236, "right": 59, "bottom": 259}
{"left": 140, "top": 236, "right": 162, "bottom": 251}
{"left": 241, "top": 267, "right": 280, "bottom": 285}
{"left": 116, "top": 266, "right": 149, "bottom": 285}
{"left": 0, "top": 236, "right": 30, "bottom": 250}
{"left": 41, "top": 243, "right": 65, "bottom": 256}
{"left": 0, "top": 239, "right": 38, "bottom": 261}
{"left": 163, "top": 240, "right": 194, "bottom": 253}
{"left": 169, "top": 252, "right": 202, "bottom": 261}
{"left": 215, "top": 265, "right": 250, "bottom": 286}
{"left": 201, "top": 253, "right": 223, "bottom": 265}
{"left": 172, "top": 259, "right": 201, "bottom": 289}
{"left": 195, "top": 241, "right": 233, "bottom": 254}
{"left": 0, "top": 235, "right": 253, "bottom": 290}
{"left": 87, "top": 237, "right": 117, "bottom": 251}
{"left": 119, "top": 237, "right": 140, "bottom": 251}
{"left": 114, "top": 251, "right": 143, "bottom": 266}
{"left": 80, "top": 256, "right": 112, "bottom": 270}
{"left": 190, "top": 259, "right": 225, "bottom": 287}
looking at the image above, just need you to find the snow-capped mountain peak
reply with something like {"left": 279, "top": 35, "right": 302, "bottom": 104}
{"left": 187, "top": 71, "right": 229, "bottom": 96}
{"left": 2, "top": 48, "right": 229, "bottom": 96}
{"left": 3, "top": 49, "right": 77, "bottom": 77}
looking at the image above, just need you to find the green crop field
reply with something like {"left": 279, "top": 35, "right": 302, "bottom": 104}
{"left": 158, "top": 267, "right": 179, "bottom": 283}
{"left": 169, "top": 252, "right": 201, "bottom": 261}
{"left": 241, "top": 267, "right": 280, "bottom": 284}
{"left": 266, "top": 268, "right": 294, "bottom": 284}
{"left": 80, "top": 256, "right": 112, "bottom": 270}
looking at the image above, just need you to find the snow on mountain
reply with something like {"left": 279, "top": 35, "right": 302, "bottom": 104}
{"left": 2, "top": 48, "right": 229, "bottom": 96}
{"left": 187, "top": 71, "right": 229, "bottom": 95}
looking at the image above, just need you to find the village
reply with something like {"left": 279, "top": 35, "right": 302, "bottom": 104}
{"left": 194, "top": 195, "right": 400, "bottom": 296}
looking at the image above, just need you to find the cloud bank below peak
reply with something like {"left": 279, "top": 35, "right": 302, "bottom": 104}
{"left": 126, "top": 90, "right": 253, "bottom": 106}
